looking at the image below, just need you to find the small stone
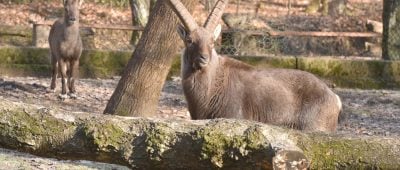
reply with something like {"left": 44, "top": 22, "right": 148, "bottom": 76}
{"left": 69, "top": 93, "right": 78, "bottom": 99}
{"left": 58, "top": 94, "right": 69, "bottom": 101}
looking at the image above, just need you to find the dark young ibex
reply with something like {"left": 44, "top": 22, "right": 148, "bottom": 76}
{"left": 167, "top": 0, "right": 342, "bottom": 132}
{"left": 49, "top": 0, "right": 83, "bottom": 99}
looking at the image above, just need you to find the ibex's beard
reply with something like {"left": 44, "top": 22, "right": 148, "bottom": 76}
{"left": 66, "top": 21, "right": 75, "bottom": 26}
{"left": 68, "top": 20, "right": 76, "bottom": 25}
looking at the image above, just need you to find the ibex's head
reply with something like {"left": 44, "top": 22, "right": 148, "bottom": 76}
{"left": 168, "top": 0, "right": 228, "bottom": 70}
{"left": 63, "top": 0, "right": 83, "bottom": 25}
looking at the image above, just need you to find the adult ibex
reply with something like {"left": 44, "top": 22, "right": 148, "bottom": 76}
{"left": 49, "top": 0, "right": 83, "bottom": 99}
{"left": 167, "top": 0, "right": 342, "bottom": 132}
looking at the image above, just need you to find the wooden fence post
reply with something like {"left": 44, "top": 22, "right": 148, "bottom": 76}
{"left": 32, "top": 23, "right": 51, "bottom": 48}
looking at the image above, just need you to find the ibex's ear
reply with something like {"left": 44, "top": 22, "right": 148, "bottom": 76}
{"left": 213, "top": 24, "right": 222, "bottom": 41}
{"left": 63, "top": 0, "right": 66, "bottom": 5}
{"left": 177, "top": 24, "right": 188, "bottom": 41}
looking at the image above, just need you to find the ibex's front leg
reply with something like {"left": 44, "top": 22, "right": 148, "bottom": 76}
{"left": 68, "top": 60, "right": 79, "bottom": 99}
{"left": 50, "top": 53, "right": 58, "bottom": 92}
{"left": 58, "top": 59, "right": 69, "bottom": 100}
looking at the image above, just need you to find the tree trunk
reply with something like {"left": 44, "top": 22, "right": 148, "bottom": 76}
{"left": 327, "top": 0, "right": 347, "bottom": 16}
{"left": 1, "top": 99, "right": 399, "bottom": 169}
{"left": 287, "top": 0, "right": 291, "bottom": 15}
{"left": 104, "top": 1, "right": 197, "bottom": 117}
{"left": 129, "top": 0, "right": 157, "bottom": 45}
{"left": 382, "top": 0, "right": 400, "bottom": 60}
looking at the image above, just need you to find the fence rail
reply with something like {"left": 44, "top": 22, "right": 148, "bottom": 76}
{"left": 0, "top": 0, "right": 385, "bottom": 58}
{"left": 34, "top": 22, "right": 382, "bottom": 38}
{"left": 33, "top": 21, "right": 145, "bottom": 31}
{"left": 28, "top": 21, "right": 382, "bottom": 57}
{"left": 223, "top": 29, "right": 381, "bottom": 38}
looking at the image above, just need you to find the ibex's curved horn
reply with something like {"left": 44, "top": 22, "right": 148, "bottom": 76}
{"left": 167, "top": 0, "right": 198, "bottom": 31}
{"left": 204, "top": 0, "right": 229, "bottom": 31}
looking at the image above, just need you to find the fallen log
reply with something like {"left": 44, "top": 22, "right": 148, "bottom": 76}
{"left": 0, "top": 99, "right": 399, "bottom": 169}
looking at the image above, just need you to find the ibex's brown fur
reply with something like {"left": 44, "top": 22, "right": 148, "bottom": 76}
{"left": 49, "top": 0, "right": 83, "bottom": 99}
{"left": 168, "top": 0, "right": 342, "bottom": 132}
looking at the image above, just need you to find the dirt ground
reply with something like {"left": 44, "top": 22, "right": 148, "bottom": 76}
{"left": 0, "top": 76, "right": 399, "bottom": 137}
{"left": 0, "top": 0, "right": 382, "bottom": 29}
{"left": 0, "top": 148, "right": 130, "bottom": 170}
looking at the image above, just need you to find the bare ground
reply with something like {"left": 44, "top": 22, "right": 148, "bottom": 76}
{"left": 0, "top": 76, "right": 399, "bottom": 137}
{"left": 0, "top": 0, "right": 382, "bottom": 30}
{"left": 0, "top": 148, "right": 129, "bottom": 170}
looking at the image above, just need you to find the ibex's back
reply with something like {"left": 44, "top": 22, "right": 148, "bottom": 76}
{"left": 167, "top": 0, "right": 342, "bottom": 132}
{"left": 49, "top": 0, "right": 83, "bottom": 100}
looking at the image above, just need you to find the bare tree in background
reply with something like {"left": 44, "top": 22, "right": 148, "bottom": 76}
{"left": 306, "top": 0, "right": 347, "bottom": 16}
{"left": 287, "top": 0, "right": 292, "bottom": 15}
{"left": 129, "top": 0, "right": 157, "bottom": 45}
{"left": 203, "top": 0, "right": 217, "bottom": 12}
{"left": 104, "top": 0, "right": 197, "bottom": 116}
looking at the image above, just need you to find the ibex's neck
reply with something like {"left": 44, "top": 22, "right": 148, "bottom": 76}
{"left": 182, "top": 49, "right": 222, "bottom": 100}
{"left": 182, "top": 49, "right": 228, "bottom": 119}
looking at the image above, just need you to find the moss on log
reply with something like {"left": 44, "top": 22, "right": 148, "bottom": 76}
{"left": 299, "top": 134, "right": 400, "bottom": 169}
{"left": 0, "top": 99, "right": 399, "bottom": 169}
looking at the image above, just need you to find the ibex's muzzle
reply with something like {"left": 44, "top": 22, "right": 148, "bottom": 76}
{"left": 193, "top": 55, "right": 208, "bottom": 69}
{"left": 67, "top": 17, "right": 77, "bottom": 25}
{"left": 198, "top": 55, "right": 208, "bottom": 64}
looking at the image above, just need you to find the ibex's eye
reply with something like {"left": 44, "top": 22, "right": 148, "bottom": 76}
{"left": 186, "top": 38, "right": 193, "bottom": 44}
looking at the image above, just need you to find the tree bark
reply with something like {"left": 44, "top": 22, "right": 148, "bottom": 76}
{"left": 104, "top": 0, "right": 197, "bottom": 117}
{"left": 382, "top": 0, "right": 400, "bottom": 60}
{"left": 1, "top": 99, "right": 399, "bottom": 169}
{"left": 129, "top": 0, "right": 157, "bottom": 45}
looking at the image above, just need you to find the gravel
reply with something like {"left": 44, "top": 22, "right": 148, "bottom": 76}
{"left": 0, "top": 76, "right": 399, "bottom": 137}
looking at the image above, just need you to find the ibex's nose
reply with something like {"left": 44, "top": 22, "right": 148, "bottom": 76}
{"left": 196, "top": 55, "right": 208, "bottom": 66}
{"left": 199, "top": 55, "right": 207, "bottom": 61}
{"left": 69, "top": 17, "right": 76, "bottom": 22}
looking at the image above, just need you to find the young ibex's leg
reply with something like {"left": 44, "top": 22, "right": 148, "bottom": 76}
{"left": 68, "top": 59, "right": 79, "bottom": 99}
{"left": 50, "top": 53, "right": 58, "bottom": 92}
{"left": 58, "top": 59, "right": 69, "bottom": 100}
